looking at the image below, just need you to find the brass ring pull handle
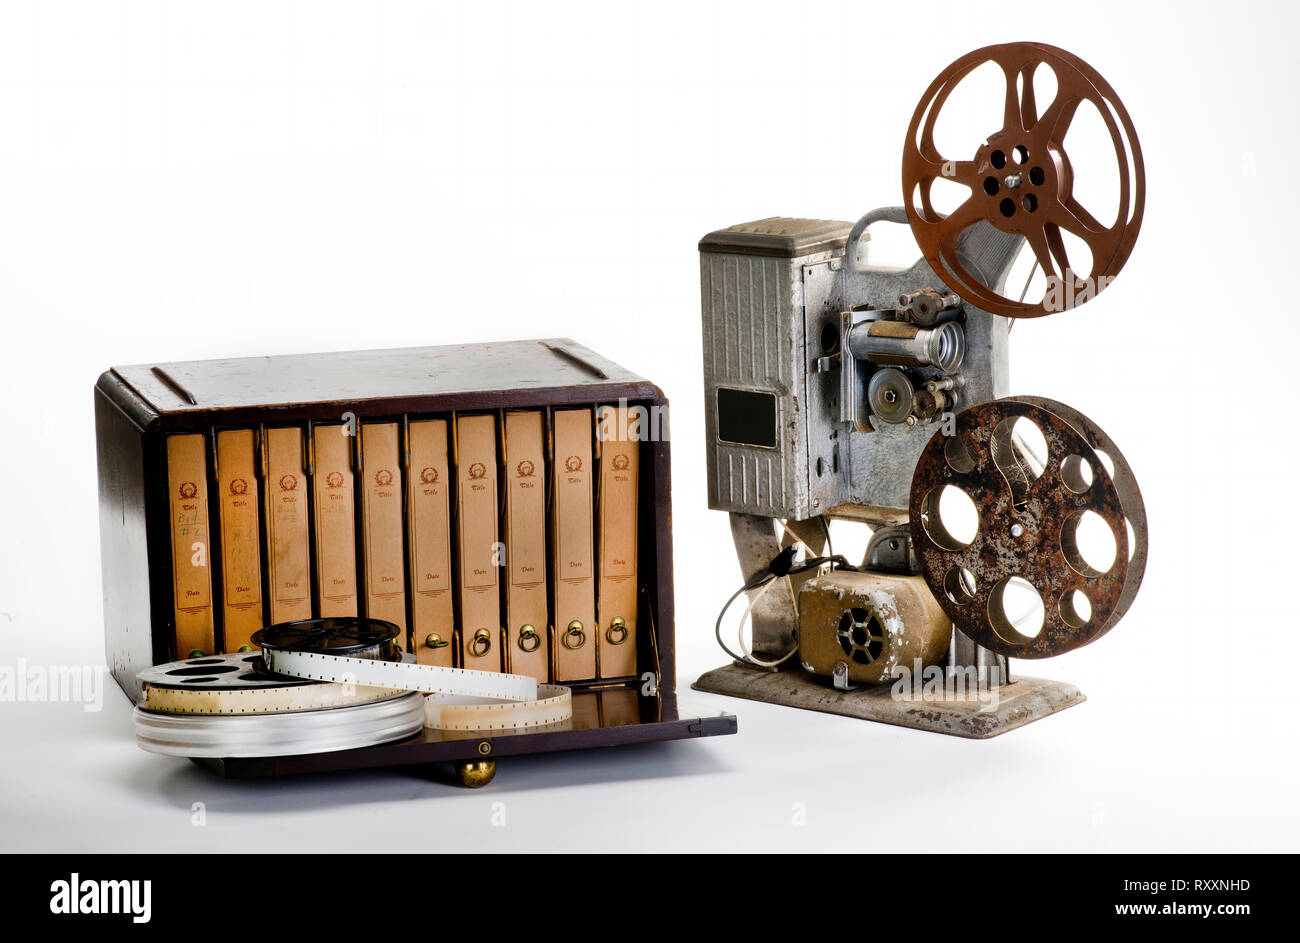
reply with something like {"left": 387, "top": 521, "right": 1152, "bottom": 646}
{"left": 424, "top": 633, "right": 450, "bottom": 650}
{"left": 469, "top": 628, "right": 493, "bottom": 658}
{"left": 561, "top": 620, "right": 586, "bottom": 650}
{"left": 605, "top": 617, "right": 629, "bottom": 646}
{"left": 518, "top": 624, "right": 542, "bottom": 653}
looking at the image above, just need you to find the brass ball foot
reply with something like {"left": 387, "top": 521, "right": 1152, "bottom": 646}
{"left": 455, "top": 759, "right": 497, "bottom": 788}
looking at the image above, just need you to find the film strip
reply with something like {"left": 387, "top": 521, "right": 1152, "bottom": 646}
{"left": 260, "top": 649, "right": 539, "bottom": 702}
{"left": 424, "top": 684, "right": 573, "bottom": 732}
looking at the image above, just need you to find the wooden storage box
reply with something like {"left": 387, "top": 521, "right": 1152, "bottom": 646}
{"left": 94, "top": 338, "right": 734, "bottom": 778}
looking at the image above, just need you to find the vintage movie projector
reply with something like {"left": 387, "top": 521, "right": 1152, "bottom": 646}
{"left": 694, "top": 42, "right": 1148, "bottom": 737}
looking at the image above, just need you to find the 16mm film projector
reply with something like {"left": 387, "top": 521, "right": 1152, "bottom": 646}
{"left": 694, "top": 42, "right": 1149, "bottom": 738}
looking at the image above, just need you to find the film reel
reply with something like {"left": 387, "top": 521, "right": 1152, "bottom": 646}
{"left": 133, "top": 648, "right": 426, "bottom": 756}
{"left": 908, "top": 396, "right": 1147, "bottom": 658}
{"left": 134, "top": 692, "right": 425, "bottom": 758}
{"left": 138, "top": 652, "right": 398, "bottom": 714}
{"left": 902, "top": 42, "right": 1144, "bottom": 318}
{"left": 249, "top": 616, "right": 401, "bottom": 659}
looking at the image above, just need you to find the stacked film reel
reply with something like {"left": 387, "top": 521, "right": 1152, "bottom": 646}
{"left": 899, "top": 42, "right": 1148, "bottom": 655}
{"left": 134, "top": 618, "right": 574, "bottom": 759}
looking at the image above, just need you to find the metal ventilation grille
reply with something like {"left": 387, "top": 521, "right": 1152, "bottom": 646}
{"left": 836, "top": 607, "right": 885, "bottom": 665}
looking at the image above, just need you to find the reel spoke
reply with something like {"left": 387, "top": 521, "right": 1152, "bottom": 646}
{"left": 1054, "top": 197, "right": 1110, "bottom": 239}
{"left": 1020, "top": 65, "right": 1036, "bottom": 128}
{"left": 1043, "top": 225, "right": 1075, "bottom": 279}
{"left": 1002, "top": 65, "right": 1024, "bottom": 132}
{"left": 1024, "top": 225, "right": 1063, "bottom": 280}
{"left": 1033, "top": 82, "right": 1084, "bottom": 142}
{"left": 1050, "top": 198, "right": 1124, "bottom": 276}
{"left": 1003, "top": 60, "right": 1042, "bottom": 132}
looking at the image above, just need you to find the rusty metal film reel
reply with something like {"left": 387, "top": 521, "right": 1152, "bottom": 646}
{"left": 908, "top": 397, "right": 1147, "bottom": 658}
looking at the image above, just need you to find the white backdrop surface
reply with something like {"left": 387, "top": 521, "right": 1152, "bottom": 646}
{"left": 0, "top": 0, "right": 1293, "bottom": 852}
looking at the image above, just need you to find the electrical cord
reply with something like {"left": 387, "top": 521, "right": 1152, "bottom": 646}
{"left": 713, "top": 543, "right": 857, "bottom": 668}
{"left": 734, "top": 577, "right": 785, "bottom": 667}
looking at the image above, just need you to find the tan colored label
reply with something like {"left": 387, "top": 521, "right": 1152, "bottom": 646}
{"left": 263, "top": 427, "right": 311, "bottom": 624}
{"left": 456, "top": 414, "right": 500, "bottom": 669}
{"left": 216, "top": 429, "right": 263, "bottom": 651}
{"left": 361, "top": 423, "right": 406, "bottom": 638}
{"left": 597, "top": 405, "right": 639, "bottom": 678}
{"left": 552, "top": 408, "right": 595, "bottom": 681}
{"left": 504, "top": 411, "right": 548, "bottom": 682}
{"left": 408, "top": 419, "right": 455, "bottom": 667}
{"left": 166, "top": 434, "right": 215, "bottom": 657}
{"left": 312, "top": 425, "right": 357, "bottom": 617}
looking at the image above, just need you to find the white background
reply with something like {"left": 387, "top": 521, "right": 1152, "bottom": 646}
{"left": 1, "top": 0, "right": 1295, "bottom": 852}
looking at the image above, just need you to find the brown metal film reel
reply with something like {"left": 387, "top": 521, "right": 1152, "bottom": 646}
{"left": 901, "top": 42, "right": 1145, "bottom": 318}
{"left": 908, "top": 398, "right": 1144, "bottom": 658}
